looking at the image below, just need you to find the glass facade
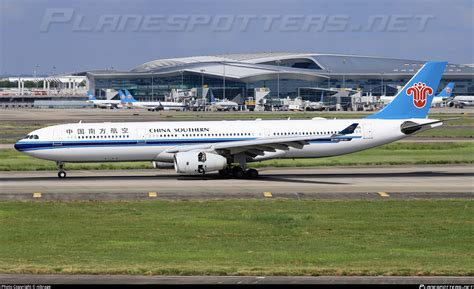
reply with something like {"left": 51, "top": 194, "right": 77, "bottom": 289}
{"left": 93, "top": 72, "right": 473, "bottom": 102}
{"left": 94, "top": 73, "right": 247, "bottom": 101}
{"left": 89, "top": 55, "right": 474, "bottom": 102}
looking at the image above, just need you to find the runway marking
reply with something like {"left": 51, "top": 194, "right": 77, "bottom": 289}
{"left": 148, "top": 192, "right": 158, "bottom": 198}
{"left": 33, "top": 192, "right": 42, "bottom": 198}
{"left": 378, "top": 192, "right": 390, "bottom": 198}
{"left": 263, "top": 192, "right": 273, "bottom": 198}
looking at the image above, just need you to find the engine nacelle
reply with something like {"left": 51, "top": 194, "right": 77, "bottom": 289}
{"left": 174, "top": 151, "right": 227, "bottom": 175}
{"left": 151, "top": 161, "right": 174, "bottom": 169}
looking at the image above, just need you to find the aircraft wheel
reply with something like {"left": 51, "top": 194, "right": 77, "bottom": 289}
{"left": 218, "top": 168, "right": 231, "bottom": 177}
{"left": 58, "top": 171, "right": 67, "bottom": 178}
{"left": 246, "top": 168, "right": 259, "bottom": 179}
{"left": 232, "top": 166, "right": 245, "bottom": 178}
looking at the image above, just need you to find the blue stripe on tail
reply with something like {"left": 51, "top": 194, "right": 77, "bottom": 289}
{"left": 367, "top": 61, "right": 447, "bottom": 119}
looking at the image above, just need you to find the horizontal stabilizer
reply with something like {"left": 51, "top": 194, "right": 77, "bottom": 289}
{"left": 338, "top": 123, "right": 359, "bottom": 135}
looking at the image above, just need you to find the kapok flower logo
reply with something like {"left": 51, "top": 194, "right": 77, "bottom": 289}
{"left": 406, "top": 82, "right": 433, "bottom": 109}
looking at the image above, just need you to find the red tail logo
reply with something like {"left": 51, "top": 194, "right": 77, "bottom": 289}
{"left": 406, "top": 82, "right": 433, "bottom": 109}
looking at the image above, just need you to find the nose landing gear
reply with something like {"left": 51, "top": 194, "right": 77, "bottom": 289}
{"left": 57, "top": 162, "right": 67, "bottom": 178}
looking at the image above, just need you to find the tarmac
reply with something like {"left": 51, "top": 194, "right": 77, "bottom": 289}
{"left": 0, "top": 107, "right": 470, "bottom": 124}
{"left": 1, "top": 165, "right": 472, "bottom": 201}
{"left": 1, "top": 274, "right": 473, "bottom": 284}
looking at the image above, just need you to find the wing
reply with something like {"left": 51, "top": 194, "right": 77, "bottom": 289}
{"left": 165, "top": 123, "right": 359, "bottom": 158}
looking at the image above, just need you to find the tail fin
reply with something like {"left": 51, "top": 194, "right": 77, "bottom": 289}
{"left": 210, "top": 89, "right": 216, "bottom": 104}
{"left": 118, "top": 90, "right": 127, "bottom": 103}
{"left": 436, "top": 82, "right": 455, "bottom": 98}
{"left": 123, "top": 89, "right": 136, "bottom": 103}
{"left": 87, "top": 90, "right": 96, "bottom": 100}
{"left": 367, "top": 61, "right": 447, "bottom": 119}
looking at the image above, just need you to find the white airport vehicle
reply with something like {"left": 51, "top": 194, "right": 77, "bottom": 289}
{"left": 380, "top": 82, "right": 455, "bottom": 106}
{"left": 122, "top": 90, "right": 187, "bottom": 111}
{"left": 16, "top": 62, "right": 448, "bottom": 179}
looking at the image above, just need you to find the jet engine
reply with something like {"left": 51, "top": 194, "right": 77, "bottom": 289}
{"left": 151, "top": 161, "right": 174, "bottom": 169}
{"left": 174, "top": 151, "right": 227, "bottom": 174}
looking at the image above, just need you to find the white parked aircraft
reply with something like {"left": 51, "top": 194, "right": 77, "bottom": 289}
{"left": 448, "top": 95, "right": 474, "bottom": 108}
{"left": 86, "top": 90, "right": 125, "bottom": 109}
{"left": 16, "top": 62, "right": 448, "bottom": 179}
{"left": 122, "top": 90, "right": 187, "bottom": 111}
{"left": 209, "top": 91, "right": 239, "bottom": 111}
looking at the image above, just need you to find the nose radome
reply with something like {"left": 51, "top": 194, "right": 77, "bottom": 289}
{"left": 14, "top": 141, "right": 21, "bottom": 151}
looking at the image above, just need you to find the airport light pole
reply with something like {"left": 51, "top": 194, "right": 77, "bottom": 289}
{"left": 51, "top": 66, "right": 56, "bottom": 91}
{"left": 342, "top": 58, "right": 346, "bottom": 89}
{"left": 151, "top": 73, "right": 154, "bottom": 100}
{"left": 180, "top": 70, "right": 184, "bottom": 88}
{"left": 381, "top": 71, "right": 384, "bottom": 96}
{"left": 34, "top": 65, "right": 39, "bottom": 88}
{"left": 276, "top": 59, "right": 281, "bottom": 98}
{"left": 223, "top": 61, "right": 226, "bottom": 100}
{"left": 200, "top": 69, "right": 205, "bottom": 99}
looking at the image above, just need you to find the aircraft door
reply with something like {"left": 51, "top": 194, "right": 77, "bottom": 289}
{"left": 363, "top": 123, "right": 373, "bottom": 139}
{"left": 136, "top": 128, "right": 147, "bottom": 145}
{"left": 52, "top": 129, "right": 63, "bottom": 147}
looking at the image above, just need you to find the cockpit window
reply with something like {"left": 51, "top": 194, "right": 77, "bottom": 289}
{"left": 24, "top": 135, "right": 39, "bottom": 140}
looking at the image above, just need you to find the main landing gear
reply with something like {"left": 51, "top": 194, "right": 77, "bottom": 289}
{"left": 218, "top": 153, "right": 259, "bottom": 179}
{"left": 57, "top": 162, "right": 67, "bottom": 178}
{"left": 218, "top": 166, "right": 259, "bottom": 179}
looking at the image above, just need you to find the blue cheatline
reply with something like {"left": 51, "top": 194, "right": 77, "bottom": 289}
{"left": 14, "top": 135, "right": 361, "bottom": 152}
{"left": 367, "top": 61, "right": 447, "bottom": 119}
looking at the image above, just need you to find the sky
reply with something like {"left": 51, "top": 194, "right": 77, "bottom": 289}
{"left": 0, "top": 0, "right": 473, "bottom": 75}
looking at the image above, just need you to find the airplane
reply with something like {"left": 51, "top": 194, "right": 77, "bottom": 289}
{"left": 432, "top": 82, "right": 455, "bottom": 105}
{"left": 448, "top": 95, "right": 474, "bottom": 108}
{"left": 209, "top": 90, "right": 239, "bottom": 111}
{"left": 122, "top": 89, "right": 187, "bottom": 111}
{"left": 304, "top": 90, "right": 351, "bottom": 111}
{"left": 379, "top": 82, "right": 455, "bottom": 106}
{"left": 15, "top": 61, "right": 448, "bottom": 179}
{"left": 86, "top": 90, "right": 125, "bottom": 109}
{"left": 304, "top": 91, "right": 326, "bottom": 111}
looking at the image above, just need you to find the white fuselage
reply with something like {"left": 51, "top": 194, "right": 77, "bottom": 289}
{"left": 129, "top": 101, "right": 187, "bottom": 111}
{"left": 14, "top": 118, "right": 434, "bottom": 164}
{"left": 380, "top": 96, "right": 445, "bottom": 106}
{"left": 450, "top": 96, "right": 474, "bottom": 107}
{"left": 211, "top": 101, "right": 239, "bottom": 111}
{"left": 87, "top": 99, "right": 123, "bottom": 108}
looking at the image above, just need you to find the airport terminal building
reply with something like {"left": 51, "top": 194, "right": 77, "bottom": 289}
{"left": 87, "top": 52, "right": 474, "bottom": 101}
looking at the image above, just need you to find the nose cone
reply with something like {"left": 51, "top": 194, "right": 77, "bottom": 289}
{"left": 14, "top": 141, "right": 22, "bottom": 152}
